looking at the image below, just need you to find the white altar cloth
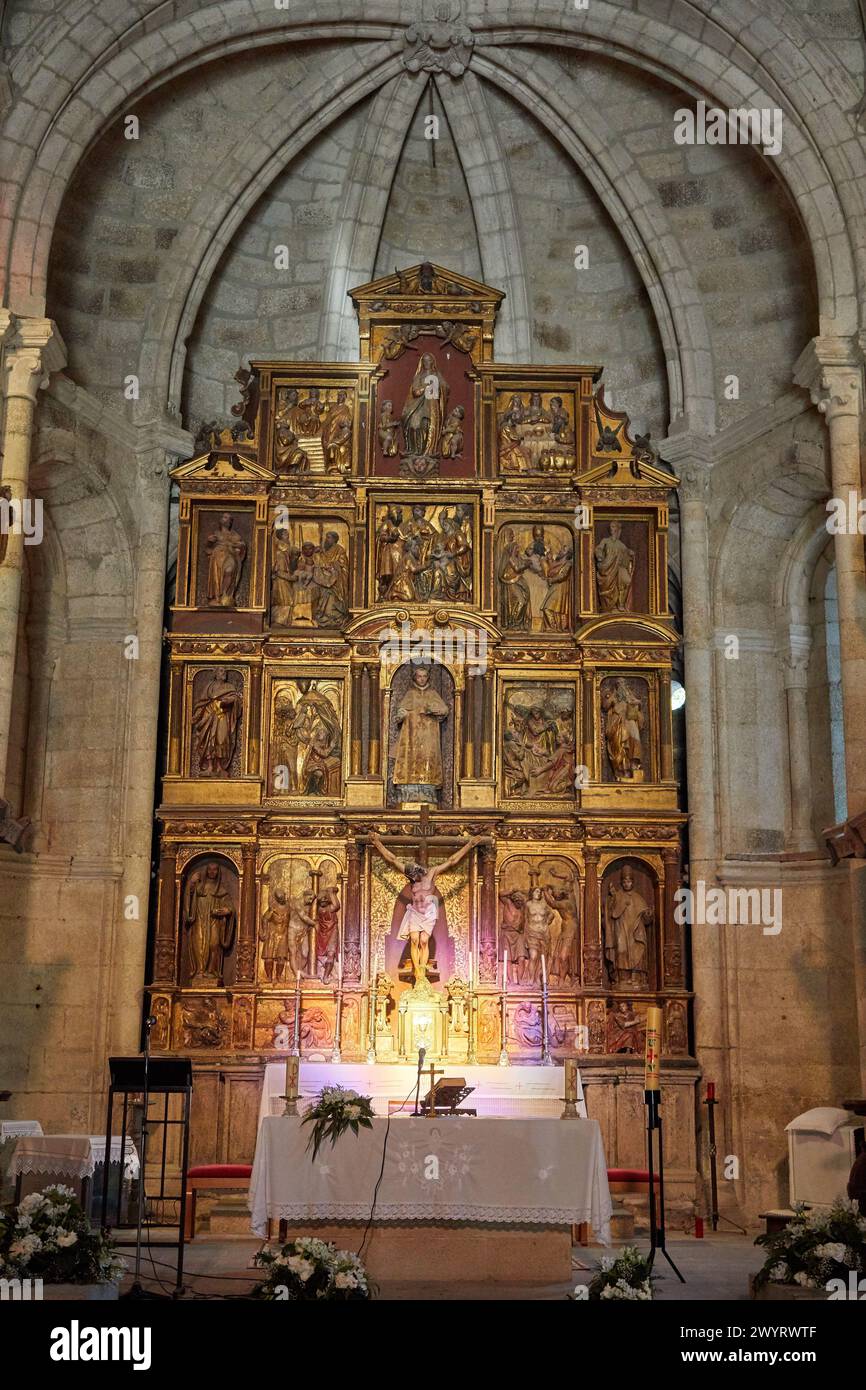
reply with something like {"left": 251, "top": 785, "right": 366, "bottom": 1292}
{"left": 259, "top": 1061, "right": 586, "bottom": 1123}
{"left": 9, "top": 1135, "right": 140, "bottom": 1181}
{"left": 249, "top": 1114, "right": 611, "bottom": 1242}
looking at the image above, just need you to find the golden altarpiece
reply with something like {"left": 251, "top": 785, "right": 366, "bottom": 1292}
{"left": 150, "top": 264, "right": 696, "bottom": 1189}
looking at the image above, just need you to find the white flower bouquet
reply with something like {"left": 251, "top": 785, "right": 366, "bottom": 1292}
{"left": 301, "top": 1084, "right": 375, "bottom": 1162}
{"left": 254, "top": 1237, "right": 371, "bottom": 1301}
{"left": 576, "top": 1245, "right": 655, "bottom": 1301}
{"left": 0, "top": 1185, "right": 125, "bottom": 1285}
{"left": 753, "top": 1200, "right": 866, "bottom": 1292}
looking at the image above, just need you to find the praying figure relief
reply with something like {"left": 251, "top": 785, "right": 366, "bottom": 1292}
{"left": 205, "top": 513, "right": 246, "bottom": 607}
{"left": 595, "top": 520, "right": 635, "bottom": 612}
{"left": 602, "top": 676, "right": 646, "bottom": 781}
{"left": 604, "top": 864, "right": 653, "bottom": 990}
{"left": 183, "top": 861, "right": 237, "bottom": 985}
{"left": 191, "top": 668, "right": 242, "bottom": 776}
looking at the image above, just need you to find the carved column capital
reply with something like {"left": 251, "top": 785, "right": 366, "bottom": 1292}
{"left": 793, "top": 337, "right": 863, "bottom": 424}
{"left": 2, "top": 318, "right": 66, "bottom": 403}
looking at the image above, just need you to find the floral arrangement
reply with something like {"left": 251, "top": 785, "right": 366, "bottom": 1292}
{"left": 0, "top": 1185, "right": 125, "bottom": 1285}
{"left": 753, "top": 1200, "right": 866, "bottom": 1292}
{"left": 302, "top": 1084, "right": 375, "bottom": 1162}
{"left": 577, "top": 1245, "right": 655, "bottom": 1301}
{"left": 254, "top": 1237, "right": 371, "bottom": 1301}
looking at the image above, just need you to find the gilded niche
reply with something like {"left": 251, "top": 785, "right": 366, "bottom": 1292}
{"left": 373, "top": 499, "right": 475, "bottom": 604}
{"left": 268, "top": 679, "right": 344, "bottom": 800}
{"left": 259, "top": 856, "right": 342, "bottom": 984}
{"left": 498, "top": 855, "right": 581, "bottom": 987}
{"left": 189, "top": 667, "right": 243, "bottom": 777}
{"left": 274, "top": 384, "right": 355, "bottom": 475}
{"left": 270, "top": 518, "right": 350, "bottom": 629}
{"left": 496, "top": 521, "right": 574, "bottom": 632}
{"left": 180, "top": 857, "right": 238, "bottom": 986}
{"left": 601, "top": 674, "right": 650, "bottom": 782}
{"left": 602, "top": 856, "right": 656, "bottom": 991}
{"left": 386, "top": 662, "right": 455, "bottom": 808}
{"left": 372, "top": 333, "right": 474, "bottom": 479}
{"left": 496, "top": 389, "right": 576, "bottom": 474}
{"left": 501, "top": 682, "right": 577, "bottom": 800}
{"left": 196, "top": 509, "right": 251, "bottom": 609}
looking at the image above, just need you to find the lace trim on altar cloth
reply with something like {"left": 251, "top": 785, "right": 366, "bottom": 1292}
{"left": 252, "top": 1202, "right": 611, "bottom": 1243}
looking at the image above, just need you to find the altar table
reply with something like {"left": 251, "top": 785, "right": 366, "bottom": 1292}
{"left": 259, "top": 1060, "right": 587, "bottom": 1122}
{"left": 249, "top": 1114, "right": 611, "bottom": 1280}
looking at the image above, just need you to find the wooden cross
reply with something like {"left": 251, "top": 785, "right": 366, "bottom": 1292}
{"left": 422, "top": 1062, "right": 445, "bottom": 1117}
{"left": 369, "top": 805, "right": 468, "bottom": 866}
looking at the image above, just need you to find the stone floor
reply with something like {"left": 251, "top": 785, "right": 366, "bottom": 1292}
{"left": 116, "top": 1231, "right": 767, "bottom": 1301}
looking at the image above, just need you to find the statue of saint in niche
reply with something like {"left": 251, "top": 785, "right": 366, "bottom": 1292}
{"left": 401, "top": 352, "right": 449, "bottom": 458}
{"left": 604, "top": 865, "right": 652, "bottom": 990}
{"left": 191, "top": 668, "right": 242, "bottom": 775}
{"left": 595, "top": 520, "right": 635, "bottom": 612}
{"left": 183, "top": 861, "right": 237, "bottom": 984}
{"left": 205, "top": 513, "right": 246, "bottom": 607}
{"left": 392, "top": 665, "right": 449, "bottom": 804}
{"left": 371, "top": 832, "right": 485, "bottom": 989}
{"left": 602, "top": 677, "right": 645, "bottom": 780}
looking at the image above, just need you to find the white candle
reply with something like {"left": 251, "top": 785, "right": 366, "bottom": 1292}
{"left": 503, "top": 948, "right": 508, "bottom": 988}
{"left": 468, "top": 951, "right": 473, "bottom": 987}
{"left": 541, "top": 953, "right": 547, "bottom": 988}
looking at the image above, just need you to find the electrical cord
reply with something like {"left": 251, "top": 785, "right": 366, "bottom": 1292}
{"left": 357, "top": 1081, "right": 419, "bottom": 1262}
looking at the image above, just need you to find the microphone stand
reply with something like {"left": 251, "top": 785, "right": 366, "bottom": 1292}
{"left": 413, "top": 1048, "right": 426, "bottom": 1117}
{"left": 123, "top": 1015, "right": 164, "bottom": 1300}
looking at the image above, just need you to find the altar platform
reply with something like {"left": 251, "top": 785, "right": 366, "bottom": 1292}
{"left": 249, "top": 1113, "right": 612, "bottom": 1283}
{"left": 259, "top": 1060, "right": 587, "bottom": 1123}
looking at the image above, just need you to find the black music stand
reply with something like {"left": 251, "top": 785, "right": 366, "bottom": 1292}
{"left": 101, "top": 1055, "right": 193, "bottom": 1297}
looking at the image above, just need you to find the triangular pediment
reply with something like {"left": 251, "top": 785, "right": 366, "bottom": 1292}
{"left": 171, "top": 447, "right": 275, "bottom": 483}
{"left": 349, "top": 262, "right": 505, "bottom": 307}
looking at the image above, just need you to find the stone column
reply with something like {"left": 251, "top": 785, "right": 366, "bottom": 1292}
{"left": 115, "top": 419, "right": 191, "bottom": 1053}
{"left": 0, "top": 316, "right": 66, "bottom": 797}
{"left": 795, "top": 339, "right": 866, "bottom": 1084}
{"left": 782, "top": 628, "right": 815, "bottom": 851}
{"left": 21, "top": 613, "right": 64, "bottom": 846}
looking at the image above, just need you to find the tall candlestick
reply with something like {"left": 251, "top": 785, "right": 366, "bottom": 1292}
{"left": 468, "top": 951, "right": 473, "bottom": 988}
{"left": 645, "top": 1005, "right": 662, "bottom": 1091}
{"left": 283, "top": 1054, "right": 299, "bottom": 1117}
{"left": 293, "top": 968, "right": 302, "bottom": 1056}
{"left": 541, "top": 953, "right": 547, "bottom": 987}
{"left": 503, "top": 947, "right": 508, "bottom": 989}
{"left": 499, "top": 948, "right": 509, "bottom": 1066}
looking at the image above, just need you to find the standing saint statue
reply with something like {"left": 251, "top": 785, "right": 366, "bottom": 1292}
{"left": 260, "top": 887, "right": 291, "bottom": 982}
{"left": 594, "top": 519, "right": 635, "bottom": 612}
{"left": 205, "top": 512, "right": 247, "bottom": 607}
{"left": 604, "top": 866, "right": 652, "bottom": 989}
{"left": 602, "top": 677, "right": 644, "bottom": 780}
{"left": 370, "top": 832, "right": 486, "bottom": 988}
{"left": 184, "top": 862, "right": 237, "bottom": 983}
{"left": 401, "top": 352, "right": 448, "bottom": 457}
{"left": 191, "top": 668, "right": 242, "bottom": 775}
{"left": 392, "top": 665, "right": 449, "bottom": 803}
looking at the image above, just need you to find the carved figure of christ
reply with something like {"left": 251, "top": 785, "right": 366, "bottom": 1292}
{"left": 370, "top": 831, "right": 487, "bottom": 987}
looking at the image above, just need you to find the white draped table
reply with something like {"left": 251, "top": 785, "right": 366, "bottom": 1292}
{"left": 249, "top": 1114, "right": 611, "bottom": 1244}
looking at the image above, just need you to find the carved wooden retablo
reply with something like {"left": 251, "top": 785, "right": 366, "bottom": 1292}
{"left": 151, "top": 263, "right": 690, "bottom": 1073}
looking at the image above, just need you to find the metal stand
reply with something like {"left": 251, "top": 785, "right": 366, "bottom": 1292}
{"left": 703, "top": 1088, "right": 747, "bottom": 1234}
{"left": 101, "top": 1051, "right": 193, "bottom": 1299}
{"left": 644, "top": 1088, "right": 685, "bottom": 1283}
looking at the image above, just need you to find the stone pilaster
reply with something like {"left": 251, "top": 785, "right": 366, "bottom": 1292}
{"left": 0, "top": 315, "right": 66, "bottom": 797}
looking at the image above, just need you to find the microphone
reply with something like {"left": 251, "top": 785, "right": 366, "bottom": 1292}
{"left": 145, "top": 1015, "right": 157, "bottom": 1030}
{"left": 417, "top": 1046, "right": 426, "bottom": 1069}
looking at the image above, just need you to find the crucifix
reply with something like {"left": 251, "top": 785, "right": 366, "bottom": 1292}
{"left": 368, "top": 818, "right": 488, "bottom": 988}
